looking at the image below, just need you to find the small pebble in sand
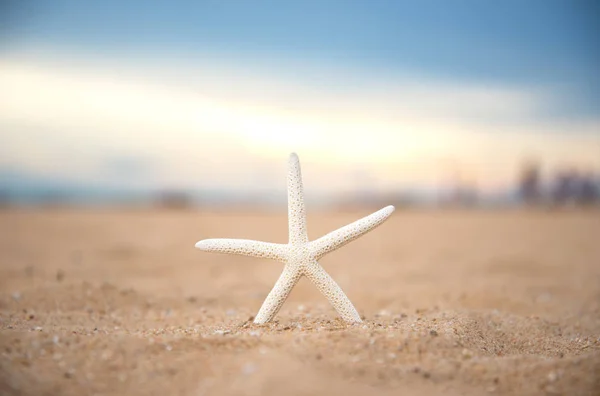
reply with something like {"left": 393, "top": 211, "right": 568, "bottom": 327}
{"left": 249, "top": 330, "right": 261, "bottom": 337}
{"left": 547, "top": 371, "right": 558, "bottom": 382}
{"left": 11, "top": 292, "right": 21, "bottom": 301}
{"left": 56, "top": 270, "right": 65, "bottom": 282}
{"left": 242, "top": 363, "right": 257, "bottom": 375}
{"left": 430, "top": 330, "right": 439, "bottom": 337}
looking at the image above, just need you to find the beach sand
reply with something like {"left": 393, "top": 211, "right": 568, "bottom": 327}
{"left": 1, "top": 208, "right": 599, "bottom": 395}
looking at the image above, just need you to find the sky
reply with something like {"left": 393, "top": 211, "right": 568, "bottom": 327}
{"left": 1, "top": 0, "right": 599, "bottom": 199}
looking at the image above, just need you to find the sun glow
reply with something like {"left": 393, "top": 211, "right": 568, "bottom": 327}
{"left": 1, "top": 53, "right": 599, "bottom": 193}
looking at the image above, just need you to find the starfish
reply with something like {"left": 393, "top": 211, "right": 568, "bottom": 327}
{"left": 195, "top": 153, "right": 395, "bottom": 324}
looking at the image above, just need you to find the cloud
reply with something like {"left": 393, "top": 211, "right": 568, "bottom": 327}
{"left": 1, "top": 50, "right": 599, "bottom": 192}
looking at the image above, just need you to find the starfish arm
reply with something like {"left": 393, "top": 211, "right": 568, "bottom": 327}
{"left": 309, "top": 205, "right": 395, "bottom": 259}
{"left": 253, "top": 265, "right": 302, "bottom": 324}
{"left": 287, "top": 153, "right": 309, "bottom": 245}
{"left": 195, "top": 239, "right": 288, "bottom": 261}
{"left": 304, "top": 260, "right": 362, "bottom": 323}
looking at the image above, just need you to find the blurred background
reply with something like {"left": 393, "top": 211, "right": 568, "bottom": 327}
{"left": 1, "top": 0, "right": 599, "bottom": 210}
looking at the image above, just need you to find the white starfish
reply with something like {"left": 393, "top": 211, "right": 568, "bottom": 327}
{"left": 195, "top": 153, "right": 395, "bottom": 324}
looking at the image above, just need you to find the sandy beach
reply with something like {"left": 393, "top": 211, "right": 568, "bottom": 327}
{"left": 1, "top": 208, "right": 599, "bottom": 395}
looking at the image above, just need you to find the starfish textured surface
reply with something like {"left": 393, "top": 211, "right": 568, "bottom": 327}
{"left": 195, "top": 153, "right": 395, "bottom": 324}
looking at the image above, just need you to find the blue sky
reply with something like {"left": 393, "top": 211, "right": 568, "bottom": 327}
{"left": 0, "top": 0, "right": 599, "bottom": 196}
{"left": 3, "top": 0, "right": 597, "bottom": 112}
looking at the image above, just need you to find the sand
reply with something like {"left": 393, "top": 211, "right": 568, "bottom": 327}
{"left": 0, "top": 208, "right": 599, "bottom": 395}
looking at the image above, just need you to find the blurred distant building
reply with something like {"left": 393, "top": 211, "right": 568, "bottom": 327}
{"left": 441, "top": 170, "right": 479, "bottom": 208}
{"left": 154, "top": 190, "right": 193, "bottom": 209}
{"left": 447, "top": 184, "right": 479, "bottom": 208}
{"left": 578, "top": 171, "right": 599, "bottom": 206}
{"left": 551, "top": 168, "right": 576, "bottom": 206}
{"left": 518, "top": 160, "right": 541, "bottom": 205}
{"left": 549, "top": 167, "right": 599, "bottom": 207}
